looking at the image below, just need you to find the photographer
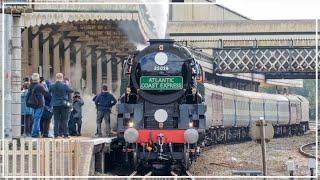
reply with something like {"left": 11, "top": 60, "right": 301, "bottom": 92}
{"left": 68, "top": 91, "right": 84, "bottom": 136}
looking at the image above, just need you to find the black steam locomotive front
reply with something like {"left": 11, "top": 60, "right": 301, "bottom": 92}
{"left": 117, "top": 39, "right": 206, "bottom": 173}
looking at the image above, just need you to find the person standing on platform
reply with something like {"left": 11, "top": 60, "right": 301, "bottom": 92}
{"left": 26, "top": 73, "right": 48, "bottom": 138}
{"left": 60, "top": 76, "right": 72, "bottom": 134}
{"left": 21, "top": 82, "right": 33, "bottom": 137}
{"left": 40, "top": 78, "right": 53, "bottom": 138}
{"left": 94, "top": 84, "right": 117, "bottom": 137}
{"left": 50, "top": 73, "right": 74, "bottom": 138}
{"left": 68, "top": 91, "right": 84, "bottom": 136}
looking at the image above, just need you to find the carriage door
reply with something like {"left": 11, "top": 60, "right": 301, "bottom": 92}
{"left": 296, "top": 103, "right": 302, "bottom": 124}
{"left": 212, "top": 91, "right": 223, "bottom": 126}
{"left": 290, "top": 102, "right": 297, "bottom": 124}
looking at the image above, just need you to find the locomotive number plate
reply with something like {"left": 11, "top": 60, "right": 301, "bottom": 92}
{"left": 140, "top": 76, "right": 183, "bottom": 90}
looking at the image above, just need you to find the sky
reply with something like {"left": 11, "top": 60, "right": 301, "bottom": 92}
{"left": 216, "top": 0, "right": 320, "bottom": 20}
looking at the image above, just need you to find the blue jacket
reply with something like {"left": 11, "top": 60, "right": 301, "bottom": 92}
{"left": 21, "top": 89, "right": 33, "bottom": 115}
{"left": 94, "top": 92, "right": 117, "bottom": 112}
{"left": 49, "top": 81, "right": 73, "bottom": 107}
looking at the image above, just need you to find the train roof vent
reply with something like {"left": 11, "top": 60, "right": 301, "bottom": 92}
{"left": 148, "top": 39, "right": 175, "bottom": 45}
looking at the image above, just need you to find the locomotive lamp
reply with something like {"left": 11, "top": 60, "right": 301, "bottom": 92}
{"left": 184, "top": 128, "right": 199, "bottom": 144}
{"left": 124, "top": 128, "right": 139, "bottom": 143}
{"left": 191, "top": 87, "right": 197, "bottom": 95}
{"left": 188, "top": 121, "right": 194, "bottom": 128}
{"left": 128, "top": 121, "right": 134, "bottom": 128}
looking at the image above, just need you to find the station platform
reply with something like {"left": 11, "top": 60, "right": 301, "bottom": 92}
{"left": 75, "top": 136, "right": 117, "bottom": 176}
{"left": 54, "top": 136, "right": 116, "bottom": 144}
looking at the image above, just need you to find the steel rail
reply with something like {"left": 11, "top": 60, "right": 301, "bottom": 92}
{"left": 299, "top": 142, "right": 318, "bottom": 160}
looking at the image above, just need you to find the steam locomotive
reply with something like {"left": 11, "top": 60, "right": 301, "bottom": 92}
{"left": 117, "top": 39, "right": 205, "bottom": 175}
{"left": 116, "top": 39, "right": 310, "bottom": 175}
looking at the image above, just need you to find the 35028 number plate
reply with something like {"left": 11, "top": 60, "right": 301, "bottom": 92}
{"left": 140, "top": 76, "right": 183, "bottom": 90}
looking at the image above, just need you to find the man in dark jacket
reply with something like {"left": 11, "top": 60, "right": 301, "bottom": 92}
{"left": 94, "top": 84, "right": 117, "bottom": 137}
{"left": 50, "top": 73, "right": 74, "bottom": 138}
{"left": 69, "top": 91, "right": 84, "bottom": 136}
{"left": 26, "top": 73, "right": 48, "bottom": 138}
{"left": 40, "top": 79, "right": 53, "bottom": 138}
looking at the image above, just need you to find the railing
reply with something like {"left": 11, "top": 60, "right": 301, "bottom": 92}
{"left": 1, "top": 138, "right": 81, "bottom": 176}
{"left": 177, "top": 41, "right": 318, "bottom": 76}
{"left": 212, "top": 47, "right": 317, "bottom": 73}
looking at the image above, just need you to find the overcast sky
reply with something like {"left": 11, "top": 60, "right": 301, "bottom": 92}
{"left": 216, "top": 0, "right": 320, "bottom": 20}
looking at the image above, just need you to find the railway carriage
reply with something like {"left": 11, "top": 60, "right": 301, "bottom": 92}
{"left": 203, "top": 83, "right": 309, "bottom": 144}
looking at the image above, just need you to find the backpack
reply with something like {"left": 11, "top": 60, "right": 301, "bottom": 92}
{"left": 26, "top": 86, "right": 41, "bottom": 108}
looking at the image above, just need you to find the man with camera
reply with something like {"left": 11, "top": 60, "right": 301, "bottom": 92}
{"left": 68, "top": 91, "right": 84, "bottom": 136}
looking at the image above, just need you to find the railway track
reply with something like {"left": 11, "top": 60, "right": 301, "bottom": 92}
{"left": 127, "top": 170, "right": 194, "bottom": 179}
{"left": 299, "top": 142, "right": 319, "bottom": 159}
{"left": 308, "top": 121, "right": 318, "bottom": 132}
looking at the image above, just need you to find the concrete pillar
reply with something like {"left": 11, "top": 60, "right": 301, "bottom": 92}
{"left": 106, "top": 53, "right": 112, "bottom": 92}
{"left": 86, "top": 46, "right": 92, "bottom": 94}
{"left": 96, "top": 50, "right": 102, "bottom": 93}
{"left": 74, "top": 42, "right": 82, "bottom": 90}
{"left": 116, "top": 56, "right": 122, "bottom": 97}
{"left": 31, "top": 26, "right": 39, "bottom": 73}
{"left": 21, "top": 28, "right": 29, "bottom": 78}
{"left": 53, "top": 33, "right": 61, "bottom": 76}
{"left": 4, "top": 14, "right": 13, "bottom": 138}
{"left": 101, "top": 51, "right": 107, "bottom": 84}
{"left": 64, "top": 38, "right": 71, "bottom": 79}
{"left": 11, "top": 16, "right": 23, "bottom": 137}
{"left": 42, "top": 30, "right": 51, "bottom": 79}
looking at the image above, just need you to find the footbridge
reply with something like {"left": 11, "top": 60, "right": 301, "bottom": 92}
{"left": 169, "top": 20, "right": 319, "bottom": 79}
{"left": 186, "top": 45, "right": 317, "bottom": 79}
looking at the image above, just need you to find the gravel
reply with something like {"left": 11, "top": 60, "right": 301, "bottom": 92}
{"left": 190, "top": 133, "right": 316, "bottom": 176}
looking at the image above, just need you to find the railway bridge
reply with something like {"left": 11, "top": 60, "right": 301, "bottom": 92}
{"left": 167, "top": 5, "right": 319, "bottom": 88}
{"left": 168, "top": 20, "right": 319, "bottom": 81}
